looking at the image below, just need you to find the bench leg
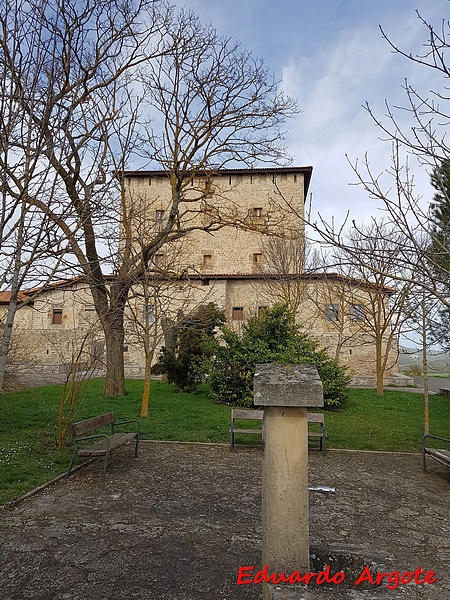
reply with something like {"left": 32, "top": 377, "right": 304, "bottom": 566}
{"left": 230, "top": 427, "right": 234, "bottom": 451}
{"left": 102, "top": 451, "right": 109, "bottom": 482}
{"left": 66, "top": 449, "right": 76, "bottom": 479}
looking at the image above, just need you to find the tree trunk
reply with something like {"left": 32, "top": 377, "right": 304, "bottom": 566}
{"left": 422, "top": 293, "right": 429, "bottom": 436}
{"left": 334, "top": 336, "right": 343, "bottom": 362}
{"left": 375, "top": 338, "right": 383, "bottom": 396}
{"left": 0, "top": 286, "right": 19, "bottom": 393}
{"left": 141, "top": 350, "right": 153, "bottom": 418}
{"left": 103, "top": 316, "right": 126, "bottom": 397}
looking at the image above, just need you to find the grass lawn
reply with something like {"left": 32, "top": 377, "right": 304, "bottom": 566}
{"left": 429, "top": 373, "right": 450, "bottom": 379}
{"left": 0, "top": 379, "right": 448, "bottom": 505}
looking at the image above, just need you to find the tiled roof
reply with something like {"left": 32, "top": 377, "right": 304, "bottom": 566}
{"left": 0, "top": 270, "right": 394, "bottom": 305}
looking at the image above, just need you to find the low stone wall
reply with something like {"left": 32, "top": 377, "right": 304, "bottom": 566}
{"left": 350, "top": 374, "right": 414, "bottom": 387}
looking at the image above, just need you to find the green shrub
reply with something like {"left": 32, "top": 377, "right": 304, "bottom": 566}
{"left": 158, "top": 303, "right": 225, "bottom": 392}
{"left": 202, "top": 304, "right": 350, "bottom": 408}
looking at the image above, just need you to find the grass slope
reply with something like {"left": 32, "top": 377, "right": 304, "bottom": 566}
{"left": 0, "top": 379, "right": 448, "bottom": 505}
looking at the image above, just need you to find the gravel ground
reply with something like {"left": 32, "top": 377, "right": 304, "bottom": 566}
{"left": 0, "top": 442, "right": 448, "bottom": 600}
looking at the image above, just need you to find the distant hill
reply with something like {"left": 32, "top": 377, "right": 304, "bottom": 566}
{"left": 399, "top": 346, "right": 450, "bottom": 374}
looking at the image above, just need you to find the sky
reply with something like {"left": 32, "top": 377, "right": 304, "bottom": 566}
{"left": 179, "top": 0, "right": 449, "bottom": 224}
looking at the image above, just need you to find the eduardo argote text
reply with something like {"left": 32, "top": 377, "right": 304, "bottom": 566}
{"left": 237, "top": 564, "right": 437, "bottom": 590}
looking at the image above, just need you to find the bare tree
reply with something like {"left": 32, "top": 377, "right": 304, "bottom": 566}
{"left": 0, "top": 13, "right": 69, "bottom": 392}
{"left": 401, "top": 280, "right": 444, "bottom": 435}
{"left": 328, "top": 222, "right": 414, "bottom": 395}
{"left": 56, "top": 322, "right": 103, "bottom": 448}
{"left": 0, "top": 1, "right": 296, "bottom": 397}
{"left": 257, "top": 234, "right": 308, "bottom": 314}
{"left": 305, "top": 11, "right": 449, "bottom": 311}
{"left": 301, "top": 270, "right": 372, "bottom": 363}
{"left": 125, "top": 240, "right": 212, "bottom": 417}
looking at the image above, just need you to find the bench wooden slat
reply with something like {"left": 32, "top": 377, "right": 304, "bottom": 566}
{"left": 230, "top": 409, "right": 326, "bottom": 452}
{"left": 77, "top": 432, "right": 137, "bottom": 456}
{"left": 71, "top": 412, "right": 115, "bottom": 436}
{"left": 233, "top": 428, "right": 263, "bottom": 435}
{"left": 426, "top": 448, "right": 450, "bottom": 462}
{"left": 231, "top": 409, "right": 264, "bottom": 419}
{"left": 231, "top": 409, "right": 324, "bottom": 423}
{"left": 307, "top": 412, "right": 324, "bottom": 423}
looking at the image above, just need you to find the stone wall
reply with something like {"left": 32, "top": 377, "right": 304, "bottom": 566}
{"left": 2, "top": 168, "right": 399, "bottom": 379}
{"left": 4, "top": 275, "right": 399, "bottom": 378}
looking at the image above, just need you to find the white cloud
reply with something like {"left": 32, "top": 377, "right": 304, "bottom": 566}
{"left": 281, "top": 10, "right": 445, "bottom": 224}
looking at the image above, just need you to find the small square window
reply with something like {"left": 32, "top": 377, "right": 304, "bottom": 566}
{"left": 142, "top": 304, "right": 155, "bottom": 325}
{"left": 325, "top": 304, "right": 339, "bottom": 322}
{"left": 155, "top": 210, "right": 165, "bottom": 228}
{"left": 253, "top": 253, "right": 263, "bottom": 264}
{"left": 52, "top": 308, "right": 63, "bottom": 324}
{"left": 251, "top": 207, "right": 263, "bottom": 218}
{"left": 232, "top": 307, "right": 244, "bottom": 321}
{"left": 203, "top": 254, "right": 213, "bottom": 266}
{"left": 154, "top": 253, "right": 164, "bottom": 267}
{"left": 84, "top": 304, "right": 96, "bottom": 312}
{"left": 350, "top": 304, "right": 365, "bottom": 322}
{"left": 202, "top": 279, "right": 210, "bottom": 286}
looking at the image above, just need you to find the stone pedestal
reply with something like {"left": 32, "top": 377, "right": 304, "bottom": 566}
{"left": 254, "top": 364, "right": 323, "bottom": 600}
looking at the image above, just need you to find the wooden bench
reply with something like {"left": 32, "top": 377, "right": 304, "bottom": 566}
{"left": 230, "top": 409, "right": 326, "bottom": 452}
{"left": 422, "top": 435, "right": 450, "bottom": 473}
{"left": 66, "top": 412, "right": 140, "bottom": 481}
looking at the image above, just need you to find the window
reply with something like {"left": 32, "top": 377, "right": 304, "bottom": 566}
{"left": 251, "top": 207, "right": 263, "bottom": 218}
{"left": 154, "top": 253, "right": 164, "bottom": 267}
{"left": 350, "top": 304, "right": 365, "bottom": 322}
{"left": 325, "top": 303, "right": 339, "bottom": 322}
{"left": 84, "top": 304, "right": 96, "bottom": 312}
{"left": 253, "top": 253, "right": 263, "bottom": 264}
{"left": 142, "top": 304, "right": 155, "bottom": 325}
{"left": 52, "top": 308, "right": 63, "bottom": 324}
{"left": 258, "top": 306, "right": 268, "bottom": 316}
{"left": 155, "top": 210, "right": 165, "bottom": 229}
{"left": 232, "top": 307, "right": 244, "bottom": 321}
{"left": 202, "top": 279, "right": 210, "bottom": 286}
{"left": 203, "top": 254, "right": 213, "bottom": 266}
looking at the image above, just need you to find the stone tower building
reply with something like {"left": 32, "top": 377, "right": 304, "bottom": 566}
{"left": 1, "top": 166, "right": 402, "bottom": 383}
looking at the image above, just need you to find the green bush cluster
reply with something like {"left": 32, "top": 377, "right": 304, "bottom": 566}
{"left": 202, "top": 304, "right": 350, "bottom": 408}
{"left": 157, "top": 303, "right": 225, "bottom": 391}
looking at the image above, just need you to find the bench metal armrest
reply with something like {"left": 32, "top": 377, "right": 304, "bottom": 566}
{"left": 73, "top": 434, "right": 110, "bottom": 451}
{"left": 422, "top": 434, "right": 450, "bottom": 451}
{"left": 112, "top": 419, "right": 140, "bottom": 436}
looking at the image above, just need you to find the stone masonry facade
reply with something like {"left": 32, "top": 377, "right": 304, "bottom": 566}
{"left": 1, "top": 167, "right": 400, "bottom": 381}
